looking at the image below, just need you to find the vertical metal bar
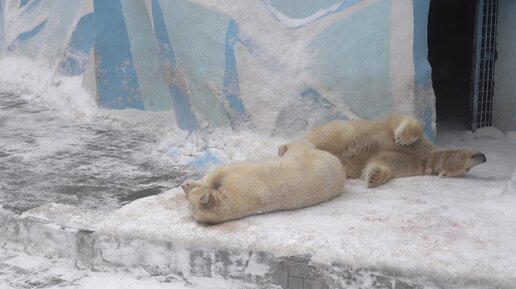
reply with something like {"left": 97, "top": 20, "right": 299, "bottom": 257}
{"left": 480, "top": 1, "right": 488, "bottom": 127}
{"left": 489, "top": 0, "right": 498, "bottom": 126}
{"left": 486, "top": 0, "right": 492, "bottom": 126}
{"left": 487, "top": 0, "right": 492, "bottom": 126}
{"left": 471, "top": 0, "right": 484, "bottom": 130}
{"left": 471, "top": 0, "right": 498, "bottom": 129}
{"left": 482, "top": 0, "right": 490, "bottom": 127}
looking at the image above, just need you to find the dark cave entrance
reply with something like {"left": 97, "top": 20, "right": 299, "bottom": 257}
{"left": 428, "top": 0, "right": 477, "bottom": 129}
{"left": 428, "top": 0, "right": 499, "bottom": 130}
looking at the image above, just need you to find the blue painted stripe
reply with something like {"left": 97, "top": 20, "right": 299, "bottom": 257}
{"left": 20, "top": 0, "right": 41, "bottom": 13}
{"left": 68, "top": 13, "right": 95, "bottom": 58}
{"left": 151, "top": 0, "right": 197, "bottom": 130}
{"left": 93, "top": 0, "right": 143, "bottom": 110}
{"left": 336, "top": 0, "right": 362, "bottom": 13}
{"left": 7, "top": 19, "right": 47, "bottom": 51}
{"left": 223, "top": 19, "right": 246, "bottom": 116}
{"left": 301, "top": 87, "right": 348, "bottom": 120}
{"left": 58, "top": 13, "right": 94, "bottom": 76}
{"left": 152, "top": 0, "right": 176, "bottom": 64}
{"left": 301, "top": 88, "right": 339, "bottom": 110}
{"left": 16, "top": 19, "right": 46, "bottom": 41}
{"left": 413, "top": 0, "right": 434, "bottom": 141}
{"left": 423, "top": 106, "right": 434, "bottom": 143}
{"left": 19, "top": 0, "right": 29, "bottom": 8}
{"left": 412, "top": 0, "right": 432, "bottom": 90}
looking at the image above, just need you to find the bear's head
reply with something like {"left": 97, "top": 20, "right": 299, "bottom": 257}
{"left": 187, "top": 187, "right": 221, "bottom": 223}
{"left": 180, "top": 179, "right": 199, "bottom": 196}
{"left": 436, "top": 149, "right": 486, "bottom": 177}
{"left": 188, "top": 186, "right": 214, "bottom": 208}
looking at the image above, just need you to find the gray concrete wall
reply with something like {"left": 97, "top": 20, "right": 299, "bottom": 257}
{"left": 493, "top": 0, "right": 516, "bottom": 132}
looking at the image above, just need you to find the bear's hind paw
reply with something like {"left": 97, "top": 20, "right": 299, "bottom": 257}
{"left": 394, "top": 131, "right": 419, "bottom": 147}
{"left": 366, "top": 167, "right": 383, "bottom": 187}
{"left": 394, "top": 120, "right": 422, "bottom": 146}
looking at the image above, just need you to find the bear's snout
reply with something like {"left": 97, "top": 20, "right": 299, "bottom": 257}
{"left": 471, "top": 153, "right": 486, "bottom": 163}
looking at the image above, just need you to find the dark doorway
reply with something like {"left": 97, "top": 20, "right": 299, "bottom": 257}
{"left": 428, "top": 0, "right": 477, "bottom": 128}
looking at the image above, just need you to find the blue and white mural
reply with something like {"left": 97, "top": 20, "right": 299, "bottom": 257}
{"left": 0, "top": 0, "right": 438, "bottom": 137}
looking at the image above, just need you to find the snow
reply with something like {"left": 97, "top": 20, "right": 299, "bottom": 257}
{"left": 0, "top": 247, "right": 257, "bottom": 289}
{"left": 156, "top": 128, "right": 287, "bottom": 171}
{"left": 0, "top": 57, "right": 97, "bottom": 120}
{"left": 2, "top": 54, "right": 516, "bottom": 287}
{"left": 95, "top": 125, "right": 516, "bottom": 286}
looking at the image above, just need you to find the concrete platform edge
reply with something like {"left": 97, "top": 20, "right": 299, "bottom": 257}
{"left": 0, "top": 208, "right": 511, "bottom": 289}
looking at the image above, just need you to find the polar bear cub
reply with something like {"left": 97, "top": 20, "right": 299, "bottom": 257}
{"left": 181, "top": 141, "right": 346, "bottom": 224}
{"left": 281, "top": 114, "right": 486, "bottom": 188}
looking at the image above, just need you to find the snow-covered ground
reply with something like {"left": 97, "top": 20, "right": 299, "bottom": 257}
{"left": 99, "top": 126, "right": 516, "bottom": 286}
{"left": 1, "top": 56, "right": 516, "bottom": 288}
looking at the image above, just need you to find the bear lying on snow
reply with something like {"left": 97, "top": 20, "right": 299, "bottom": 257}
{"left": 181, "top": 141, "right": 345, "bottom": 224}
{"left": 181, "top": 114, "right": 486, "bottom": 223}
{"left": 282, "top": 114, "right": 487, "bottom": 187}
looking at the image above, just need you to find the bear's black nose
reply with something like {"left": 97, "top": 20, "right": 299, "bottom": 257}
{"left": 472, "top": 153, "right": 486, "bottom": 163}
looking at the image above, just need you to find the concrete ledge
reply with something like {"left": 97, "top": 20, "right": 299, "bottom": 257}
{"left": 2, "top": 176, "right": 515, "bottom": 289}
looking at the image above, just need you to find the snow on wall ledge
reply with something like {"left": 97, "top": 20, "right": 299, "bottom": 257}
{"left": 0, "top": 0, "right": 435, "bottom": 138}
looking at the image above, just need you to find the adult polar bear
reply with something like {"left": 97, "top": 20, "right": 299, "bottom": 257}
{"left": 181, "top": 141, "right": 345, "bottom": 224}
{"left": 279, "top": 114, "right": 487, "bottom": 188}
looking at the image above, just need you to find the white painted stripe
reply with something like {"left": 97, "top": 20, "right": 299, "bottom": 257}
{"left": 390, "top": 0, "right": 416, "bottom": 115}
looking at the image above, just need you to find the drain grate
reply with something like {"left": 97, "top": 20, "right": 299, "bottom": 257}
{"left": 471, "top": 0, "right": 499, "bottom": 130}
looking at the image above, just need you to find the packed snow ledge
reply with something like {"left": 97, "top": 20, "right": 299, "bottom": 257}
{"left": 93, "top": 127, "right": 516, "bottom": 287}
{"left": 2, "top": 125, "right": 516, "bottom": 288}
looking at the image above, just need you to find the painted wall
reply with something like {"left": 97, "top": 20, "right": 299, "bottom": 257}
{"left": 0, "top": 0, "right": 436, "bottom": 138}
{"left": 493, "top": 0, "right": 516, "bottom": 132}
{"left": 0, "top": 0, "right": 4, "bottom": 52}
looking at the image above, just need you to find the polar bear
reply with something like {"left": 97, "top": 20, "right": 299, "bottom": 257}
{"left": 279, "top": 114, "right": 486, "bottom": 188}
{"left": 181, "top": 141, "right": 346, "bottom": 224}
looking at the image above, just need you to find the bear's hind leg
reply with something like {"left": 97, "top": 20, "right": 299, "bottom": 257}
{"left": 362, "top": 161, "right": 393, "bottom": 188}
{"left": 394, "top": 116, "right": 423, "bottom": 146}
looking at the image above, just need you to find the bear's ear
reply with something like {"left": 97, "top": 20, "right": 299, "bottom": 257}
{"left": 200, "top": 192, "right": 210, "bottom": 204}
